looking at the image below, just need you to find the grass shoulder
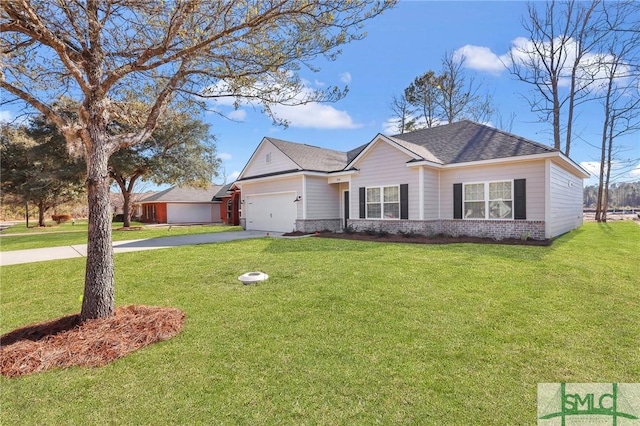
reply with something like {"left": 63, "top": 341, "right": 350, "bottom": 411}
{"left": 0, "top": 223, "right": 242, "bottom": 251}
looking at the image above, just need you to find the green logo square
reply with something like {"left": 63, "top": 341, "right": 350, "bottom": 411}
{"left": 538, "top": 383, "right": 640, "bottom": 425}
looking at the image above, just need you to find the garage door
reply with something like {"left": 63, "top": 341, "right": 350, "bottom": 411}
{"left": 245, "top": 192, "right": 297, "bottom": 233}
{"left": 166, "top": 203, "right": 212, "bottom": 223}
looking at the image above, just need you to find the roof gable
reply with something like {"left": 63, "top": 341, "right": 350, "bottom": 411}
{"left": 345, "top": 134, "right": 441, "bottom": 170}
{"left": 238, "top": 137, "right": 356, "bottom": 180}
{"left": 238, "top": 138, "right": 299, "bottom": 179}
{"left": 267, "top": 138, "right": 349, "bottom": 172}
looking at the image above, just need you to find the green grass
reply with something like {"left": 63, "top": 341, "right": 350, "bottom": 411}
{"left": 0, "top": 219, "right": 92, "bottom": 234}
{"left": 0, "top": 224, "right": 243, "bottom": 251}
{"left": 1, "top": 221, "right": 638, "bottom": 424}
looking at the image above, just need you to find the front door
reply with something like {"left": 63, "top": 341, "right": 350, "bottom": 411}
{"left": 343, "top": 190, "right": 349, "bottom": 229}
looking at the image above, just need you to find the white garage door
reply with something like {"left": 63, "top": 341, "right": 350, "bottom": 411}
{"left": 167, "top": 203, "right": 212, "bottom": 223}
{"left": 245, "top": 192, "right": 297, "bottom": 233}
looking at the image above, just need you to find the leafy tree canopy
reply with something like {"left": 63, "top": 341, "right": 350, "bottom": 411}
{"left": 0, "top": 117, "right": 86, "bottom": 226}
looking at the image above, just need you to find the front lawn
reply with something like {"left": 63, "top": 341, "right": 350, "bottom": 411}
{"left": 1, "top": 222, "right": 638, "bottom": 424}
{"left": 0, "top": 219, "right": 92, "bottom": 234}
{"left": 0, "top": 224, "right": 243, "bottom": 251}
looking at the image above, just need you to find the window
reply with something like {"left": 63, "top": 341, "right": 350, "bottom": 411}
{"left": 464, "top": 183, "right": 485, "bottom": 218}
{"left": 265, "top": 152, "right": 271, "bottom": 164}
{"left": 366, "top": 185, "right": 400, "bottom": 219}
{"left": 366, "top": 187, "right": 381, "bottom": 218}
{"left": 463, "top": 181, "right": 512, "bottom": 219}
{"left": 488, "top": 181, "right": 512, "bottom": 219}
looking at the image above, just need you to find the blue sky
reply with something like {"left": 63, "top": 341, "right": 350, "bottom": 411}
{"left": 1, "top": 1, "right": 638, "bottom": 190}
{"left": 204, "top": 1, "right": 639, "bottom": 189}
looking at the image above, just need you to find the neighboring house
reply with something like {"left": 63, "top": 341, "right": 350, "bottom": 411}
{"left": 212, "top": 183, "right": 241, "bottom": 226}
{"left": 235, "top": 120, "right": 589, "bottom": 240}
{"left": 110, "top": 191, "right": 157, "bottom": 219}
{"left": 139, "top": 184, "right": 223, "bottom": 224}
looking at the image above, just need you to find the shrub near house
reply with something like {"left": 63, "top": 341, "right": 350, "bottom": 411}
{"left": 51, "top": 214, "right": 72, "bottom": 224}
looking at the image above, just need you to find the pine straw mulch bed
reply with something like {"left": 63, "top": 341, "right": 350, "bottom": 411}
{"left": 0, "top": 305, "right": 185, "bottom": 378}
{"left": 284, "top": 231, "right": 552, "bottom": 246}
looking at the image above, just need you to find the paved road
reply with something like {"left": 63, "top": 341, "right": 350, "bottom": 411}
{"left": 0, "top": 230, "right": 282, "bottom": 266}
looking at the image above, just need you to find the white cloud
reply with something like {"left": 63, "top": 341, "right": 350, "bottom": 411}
{"left": 580, "top": 161, "right": 600, "bottom": 177}
{"left": 453, "top": 45, "right": 509, "bottom": 74}
{"left": 382, "top": 118, "right": 400, "bottom": 135}
{"left": 271, "top": 102, "right": 361, "bottom": 129}
{"left": 0, "top": 110, "right": 13, "bottom": 123}
{"left": 381, "top": 115, "right": 433, "bottom": 135}
{"left": 217, "top": 152, "right": 232, "bottom": 161}
{"left": 203, "top": 76, "right": 361, "bottom": 129}
{"left": 339, "top": 72, "right": 352, "bottom": 84}
{"left": 227, "top": 170, "right": 241, "bottom": 181}
{"left": 580, "top": 161, "right": 640, "bottom": 185}
{"left": 227, "top": 109, "right": 246, "bottom": 121}
{"left": 456, "top": 37, "right": 632, "bottom": 95}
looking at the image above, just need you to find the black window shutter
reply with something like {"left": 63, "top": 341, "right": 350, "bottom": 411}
{"left": 514, "top": 179, "right": 526, "bottom": 220}
{"left": 400, "top": 184, "right": 409, "bottom": 219}
{"left": 359, "top": 187, "right": 366, "bottom": 219}
{"left": 453, "top": 183, "right": 462, "bottom": 219}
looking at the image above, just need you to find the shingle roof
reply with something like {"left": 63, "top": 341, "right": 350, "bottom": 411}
{"left": 140, "top": 184, "right": 222, "bottom": 203}
{"left": 391, "top": 120, "right": 556, "bottom": 164}
{"left": 244, "top": 121, "right": 558, "bottom": 178}
{"left": 267, "top": 138, "right": 350, "bottom": 172}
{"left": 346, "top": 143, "right": 368, "bottom": 164}
{"left": 387, "top": 136, "right": 443, "bottom": 164}
{"left": 213, "top": 182, "right": 233, "bottom": 199}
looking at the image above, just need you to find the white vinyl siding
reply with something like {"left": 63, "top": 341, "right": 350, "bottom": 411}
{"left": 243, "top": 140, "right": 299, "bottom": 178}
{"left": 422, "top": 167, "right": 439, "bottom": 219}
{"left": 305, "top": 175, "right": 340, "bottom": 220}
{"left": 351, "top": 139, "right": 419, "bottom": 219}
{"left": 440, "top": 160, "right": 546, "bottom": 220}
{"left": 548, "top": 161, "right": 583, "bottom": 238}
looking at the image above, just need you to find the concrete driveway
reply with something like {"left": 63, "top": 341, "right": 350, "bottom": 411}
{"left": 0, "top": 230, "right": 281, "bottom": 266}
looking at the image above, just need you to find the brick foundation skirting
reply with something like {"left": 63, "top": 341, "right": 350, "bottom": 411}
{"left": 296, "top": 219, "right": 342, "bottom": 233}
{"left": 347, "top": 219, "right": 546, "bottom": 240}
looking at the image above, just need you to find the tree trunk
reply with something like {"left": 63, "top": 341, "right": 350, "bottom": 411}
{"left": 80, "top": 139, "right": 115, "bottom": 323}
{"left": 552, "top": 90, "right": 562, "bottom": 151}
{"left": 113, "top": 174, "right": 141, "bottom": 229}
{"left": 122, "top": 190, "right": 131, "bottom": 228}
{"left": 38, "top": 200, "right": 45, "bottom": 227}
{"left": 602, "top": 117, "right": 616, "bottom": 222}
{"left": 595, "top": 74, "right": 614, "bottom": 222}
{"left": 565, "top": 71, "right": 577, "bottom": 157}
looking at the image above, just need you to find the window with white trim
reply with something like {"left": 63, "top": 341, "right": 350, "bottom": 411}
{"left": 464, "top": 181, "right": 513, "bottom": 219}
{"left": 366, "top": 185, "right": 400, "bottom": 219}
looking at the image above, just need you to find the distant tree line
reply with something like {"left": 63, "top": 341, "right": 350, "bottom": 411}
{"left": 1, "top": 110, "right": 218, "bottom": 227}
{"left": 584, "top": 181, "right": 640, "bottom": 209}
